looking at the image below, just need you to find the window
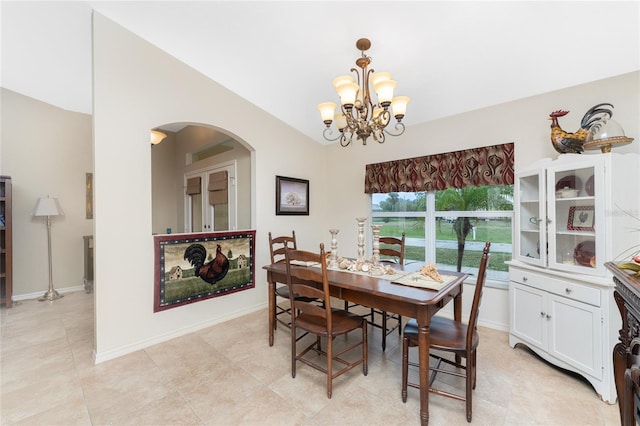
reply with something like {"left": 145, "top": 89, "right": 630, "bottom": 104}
{"left": 371, "top": 185, "right": 513, "bottom": 283}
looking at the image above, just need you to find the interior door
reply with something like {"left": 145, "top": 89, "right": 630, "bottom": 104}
{"left": 185, "top": 161, "right": 236, "bottom": 232}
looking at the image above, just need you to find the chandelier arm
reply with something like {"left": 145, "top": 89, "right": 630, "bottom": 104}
{"left": 340, "top": 132, "right": 353, "bottom": 147}
{"left": 383, "top": 121, "right": 406, "bottom": 137}
{"left": 322, "top": 127, "right": 343, "bottom": 142}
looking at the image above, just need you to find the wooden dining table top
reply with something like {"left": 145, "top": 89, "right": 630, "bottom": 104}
{"left": 264, "top": 261, "right": 467, "bottom": 318}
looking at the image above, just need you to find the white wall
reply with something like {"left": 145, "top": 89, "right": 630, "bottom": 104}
{"left": 323, "top": 71, "right": 639, "bottom": 328}
{"left": 92, "top": 13, "right": 329, "bottom": 362}
{"left": 0, "top": 88, "right": 93, "bottom": 297}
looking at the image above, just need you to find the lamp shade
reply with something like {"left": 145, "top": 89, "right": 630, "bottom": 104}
{"left": 317, "top": 102, "right": 337, "bottom": 122}
{"left": 34, "top": 197, "right": 64, "bottom": 217}
{"left": 150, "top": 130, "right": 167, "bottom": 145}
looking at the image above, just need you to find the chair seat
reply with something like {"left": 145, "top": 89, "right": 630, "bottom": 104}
{"left": 404, "top": 317, "right": 479, "bottom": 352}
{"left": 275, "top": 285, "right": 317, "bottom": 303}
{"left": 296, "top": 310, "right": 365, "bottom": 337}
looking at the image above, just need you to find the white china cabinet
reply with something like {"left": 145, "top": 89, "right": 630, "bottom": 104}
{"left": 509, "top": 152, "right": 640, "bottom": 404}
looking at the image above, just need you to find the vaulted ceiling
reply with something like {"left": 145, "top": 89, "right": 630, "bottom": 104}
{"left": 2, "top": 1, "right": 638, "bottom": 144}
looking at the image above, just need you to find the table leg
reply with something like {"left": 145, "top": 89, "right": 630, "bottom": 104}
{"left": 418, "top": 315, "right": 430, "bottom": 425}
{"left": 268, "top": 274, "right": 275, "bottom": 346}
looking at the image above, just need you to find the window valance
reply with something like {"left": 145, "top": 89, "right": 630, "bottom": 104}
{"left": 364, "top": 142, "right": 514, "bottom": 194}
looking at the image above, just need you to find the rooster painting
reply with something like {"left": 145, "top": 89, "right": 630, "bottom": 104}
{"left": 184, "top": 243, "right": 230, "bottom": 285}
{"left": 549, "top": 103, "right": 614, "bottom": 154}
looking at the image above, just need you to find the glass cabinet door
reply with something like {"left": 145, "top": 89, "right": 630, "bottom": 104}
{"left": 515, "top": 169, "right": 547, "bottom": 267}
{"left": 546, "top": 159, "right": 603, "bottom": 275}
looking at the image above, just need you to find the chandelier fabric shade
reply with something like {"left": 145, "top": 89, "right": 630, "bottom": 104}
{"left": 317, "top": 38, "right": 410, "bottom": 147}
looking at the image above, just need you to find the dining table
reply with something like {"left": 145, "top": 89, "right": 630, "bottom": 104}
{"left": 263, "top": 260, "right": 468, "bottom": 425}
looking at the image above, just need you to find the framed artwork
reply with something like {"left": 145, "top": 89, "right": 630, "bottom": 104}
{"left": 567, "top": 206, "right": 595, "bottom": 231}
{"left": 276, "top": 175, "right": 309, "bottom": 215}
{"left": 153, "top": 230, "right": 256, "bottom": 312}
{"left": 86, "top": 173, "right": 93, "bottom": 219}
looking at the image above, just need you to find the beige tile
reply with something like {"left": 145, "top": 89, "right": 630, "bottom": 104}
{"left": 0, "top": 372, "right": 85, "bottom": 423}
{"left": 12, "top": 396, "right": 92, "bottom": 426}
{"left": 0, "top": 291, "right": 623, "bottom": 426}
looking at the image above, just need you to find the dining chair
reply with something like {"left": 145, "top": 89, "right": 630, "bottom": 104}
{"left": 284, "top": 243, "right": 368, "bottom": 398}
{"left": 401, "top": 241, "right": 491, "bottom": 422}
{"left": 345, "top": 232, "right": 405, "bottom": 351}
{"left": 269, "top": 231, "right": 317, "bottom": 332}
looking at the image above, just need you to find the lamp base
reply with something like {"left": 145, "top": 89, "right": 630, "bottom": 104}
{"left": 38, "top": 289, "right": 63, "bottom": 302}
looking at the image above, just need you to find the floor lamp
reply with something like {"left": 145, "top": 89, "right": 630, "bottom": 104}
{"left": 34, "top": 196, "right": 64, "bottom": 301}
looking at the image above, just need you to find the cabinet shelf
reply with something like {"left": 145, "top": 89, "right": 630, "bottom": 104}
{"left": 556, "top": 196, "right": 595, "bottom": 202}
{"left": 556, "top": 230, "right": 596, "bottom": 237}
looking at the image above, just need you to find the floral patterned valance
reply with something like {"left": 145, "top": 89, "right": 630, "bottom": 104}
{"left": 364, "top": 142, "right": 514, "bottom": 194}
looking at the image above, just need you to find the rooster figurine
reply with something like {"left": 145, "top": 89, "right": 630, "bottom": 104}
{"left": 549, "top": 103, "right": 614, "bottom": 154}
{"left": 184, "top": 243, "right": 230, "bottom": 285}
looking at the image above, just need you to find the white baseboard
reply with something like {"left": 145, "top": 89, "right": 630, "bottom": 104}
{"left": 93, "top": 302, "right": 267, "bottom": 364}
{"left": 11, "top": 285, "right": 86, "bottom": 302}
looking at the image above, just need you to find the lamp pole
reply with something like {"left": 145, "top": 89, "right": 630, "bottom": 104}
{"left": 38, "top": 215, "right": 62, "bottom": 301}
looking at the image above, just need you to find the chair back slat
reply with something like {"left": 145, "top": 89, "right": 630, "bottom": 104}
{"left": 269, "top": 231, "right": 297, "bottom": 264}
{"left": 379, "top": 232, "right": 406, "bottom": 265}
{"left": 284, "top": 243, "right": 333, "bottom": 329}
{"left": 466, "top": 241, "right": 491, "bottom": 348}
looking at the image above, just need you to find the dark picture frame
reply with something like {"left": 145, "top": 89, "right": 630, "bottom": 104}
{"left": 153, "top": 230, "right": 256, "bottom": 312}
{"left": 276, "top": 175, "right": 309, "bottom": 215}
{"left": 567, "top": 206, "right": 595, "bottom": 232}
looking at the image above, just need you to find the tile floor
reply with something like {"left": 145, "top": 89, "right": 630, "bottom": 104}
{"left": 1, "top": 291, "right": 622, "bottom": 425}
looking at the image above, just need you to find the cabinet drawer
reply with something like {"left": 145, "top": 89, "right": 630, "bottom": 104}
{"left": 510, "top": 268, "right": 600, "bottom": 307}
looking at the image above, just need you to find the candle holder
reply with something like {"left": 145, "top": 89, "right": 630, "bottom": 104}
{"left": 329, "top": 229, "right": 339, "bottom": 268}
{"left": 370, "top": 224, "right": 385, "bottom": 275}
{"left": 356, "top": 217, "right": 366, "bottom": 262}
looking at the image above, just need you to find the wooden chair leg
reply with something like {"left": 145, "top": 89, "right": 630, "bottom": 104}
{"left": 382, "top": 310, "right": 388, "bottom": 351}
{"left": 466, "top": 366, "right": 473, "bottom": 422}
{"left": 363, "top": 322, "right": 368, "bottom": 375}
{"left": 401, "top": 335, "right": 409, "bottom": 403}
{"left": 327, "top": 336, "right": 333, "bottom": 399}
{"left": 291, "top": 327, "right": 297, "bottom": 378}
{"left": 472, "top": 350, "right": 477, "bottom": 389}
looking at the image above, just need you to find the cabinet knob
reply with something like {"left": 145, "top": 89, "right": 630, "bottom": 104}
{"left": 523, "top": 276, "right": 528, "bottom": 282}
{"left": 565, "top": 288, "right": 573, "bottom": 294}
{"left": 546, "top": 314, "right": 552, "bottom": 319}
{"left": 540, "top": 312, "right": 545, "bottom": 317}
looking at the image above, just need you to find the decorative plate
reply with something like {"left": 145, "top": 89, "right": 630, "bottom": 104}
{"left": 585, "top": 175, "right": 594, "bottom": 196}
{"left": 556, "top": 175, "right": 582, "bottom": 192}
{"left": 574, "top": 240, "right": 596, "bottom": 268}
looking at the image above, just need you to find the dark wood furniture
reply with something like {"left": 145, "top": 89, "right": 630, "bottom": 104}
{"left": 264, "top": 260, "right": 467, "bottom": 425}
{"left": 403, "top": 242, "right": 491, "bottom": 422}
{"left": 284, "top": 243, "right": 367, "bottom": 398}
{"left": 607, "top": 261, "right": 640, "bottom": 426}
{"left": 268, "top": 231, "right": 298, "bottom": 330}
{"left": 268, "top": 231, "right": 319, "bottom": 334}
{"left": 0, "top": 176, "right": 12, "bottom": 308}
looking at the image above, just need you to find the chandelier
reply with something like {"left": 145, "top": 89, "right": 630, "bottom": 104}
{"left": 317, "top": 38, "right": 410, "bottom": 147}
